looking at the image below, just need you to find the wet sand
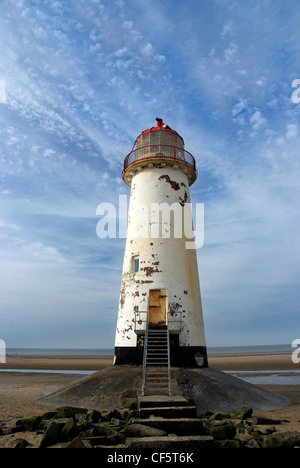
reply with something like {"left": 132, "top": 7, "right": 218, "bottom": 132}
{"left": 1, "top": 350, "right": 294, "bottom": 372}
{"left": 1, "top": 354, "right": 113, "bottom": 371}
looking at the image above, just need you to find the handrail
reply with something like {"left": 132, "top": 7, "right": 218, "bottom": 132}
{"left": 141, "top": 320, "right": 149, "bottom": 396}
{"left": 134, "top": 311, "right": 147, "bottom": 333}
{"left": 168, "top": 311, "right": 182, "bottom": 331}
{"left": 167, "top": 325, "right": 172, "bottom": 396}
{"left": 123, "top": 145, "right": 196, "bottom": 173}
{"left": 135, "top": 311, "right": 182, "bottom": 334}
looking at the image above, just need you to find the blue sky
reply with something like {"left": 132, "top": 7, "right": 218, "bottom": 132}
{"left": 0, "top": 0, "right": 299, "bottom": 349}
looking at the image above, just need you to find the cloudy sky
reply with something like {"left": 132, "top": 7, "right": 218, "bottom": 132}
{"left": 0, "top": 0, "right": 299, "bottom": 350}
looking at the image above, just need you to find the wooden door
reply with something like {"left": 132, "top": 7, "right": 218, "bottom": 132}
{"left": 148, "top": 290, "right": 167, "bottom": 326}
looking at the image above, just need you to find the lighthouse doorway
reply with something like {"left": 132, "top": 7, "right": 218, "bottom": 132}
{"left": 148, "top": 289, "right": 167, "bottom": 327}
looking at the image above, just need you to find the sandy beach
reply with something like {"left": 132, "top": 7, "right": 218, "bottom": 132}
{"left": 1, "top": 350, "right": 295, "bottom": 372}
{"left": 0, "top": 351, "right": 299, "bottom": 448}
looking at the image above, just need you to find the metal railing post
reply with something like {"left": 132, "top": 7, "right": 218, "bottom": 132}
{"left": 141, "top": 320, "right": 149, "bottom": 396}
{"left": 167, "top": 325, "right": 172, "bottom": 396}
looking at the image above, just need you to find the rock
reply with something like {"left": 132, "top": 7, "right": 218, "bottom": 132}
{"left": 66, "top": 436, "right": 93, "bottom": 448}
{"left": 263, "top": 431, "right": 300, "bottom": 448}
{"left": 15, "top": 438, "right": 31, "bottom": 449}
{"left": 61, "top": 418, "right": 78, "bottom": 441}
{"left": 41, "top": 411, "right": 57, "bottom": 420}
{"left": 254, "top": 425, "right": 276, "bottom": 435}
{"left": 234, "top": 421, "right": 253, "bottom": 434}
{"left": 88, "top": 422, "right": 125, "bottom": 445}
{"left": 234, "top": 431, "right": 254, "bottom": 445}
{"left": 110, "top": 408, "right": 131, "bottom": 422}
{"left": 122, "top": 397, "right": 138, "bottom": 410}
{"left": 217, "top": 439, "right": 241, "bottom": 448}
{"left": 86, "top": 410, "right": 101, "bottom": 423}
{"left": 111, "top": 418, "right": 126, "bottom": 426}
{"left": 104, "top": 433, "right": 125, "bottom": 445}
{"left": 253, "top": 416, "right": 281, "bottom": 425}
{"left": 210, "top": 423, "right": 236, "bottom": 441}
{"left": 232, "top": 406, "right": 253, "bottom": 420}
{"left": 93, "top": 422, "right": 119, "bottom": 438}
{"left": 16, "top": 415, "right": 42, "bottom": 431}
{"left": 39, "top": 421, "right": 60, "bottom": 448}
{"left": 10, "top": 425, "right": 24, "bottom": 434}
{"left": 209, "top": 412, "right": 231, "bottom": 421}
{"left": 124, "top": 424, "right": 168, "bottom": 438}
{"left": 246, "top": 438, "right": 262, "bottom": 449}
{"left": 56, "top": 406, "right": 87, "bottom": 419}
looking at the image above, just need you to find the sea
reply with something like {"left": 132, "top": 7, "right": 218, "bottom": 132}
{"left": 1, "top": 344, "right": 300, "bottom": 385}
{"left": 4, "top": 343, "right": 294, "bottom": 356}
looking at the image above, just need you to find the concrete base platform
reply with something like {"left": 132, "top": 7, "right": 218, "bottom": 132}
{"left": 37, "top": 366, "right": 290, "bottom": 414}
{"left": 174, "top": 367, "right": 290, "bottom": 414}
{"left": 37, "top": 366, "right": 142, "bottom": 412}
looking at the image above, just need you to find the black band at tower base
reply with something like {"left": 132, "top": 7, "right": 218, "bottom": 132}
{"left": 113, "top": 345, "right": 208, "bottom": 368}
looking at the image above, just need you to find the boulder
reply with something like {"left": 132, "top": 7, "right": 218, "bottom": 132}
{"left": 66, "top": 436, "right": 93, "bottom": 449}
{"left": 39, "top": 421, "right": 60, "bottom": 448}
{"left": 210, "top": 423, "right": 236, "bottom": 441}
{"left": 263, "top": 431, "right": 300, "bottom": 448}
{"left": 56, "top": 407, "right": 87, "bottom": 419}
{"left": 86, "top": 410, "right": 101, "bottom": 423}
{"left": 15, "top": 438, "right": 31, "bottom": 449}
{"left": 232, "top": 406, "right": 253, "bottom": 420}
{"left": 61, "top": 418, "right": 78, "bottom": 441}
{"left": 252, "top": 416, "right": 281, "bottom": 425}
{"left": 16, "top": 416, "right": 42, "bottom": 431}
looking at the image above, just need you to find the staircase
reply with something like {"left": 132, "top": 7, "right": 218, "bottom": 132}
{"left": 125, "top": 395, "right": 214, "bottom": 449}
{"left": 142, "top": 328, "right": 171, "bottom": 396}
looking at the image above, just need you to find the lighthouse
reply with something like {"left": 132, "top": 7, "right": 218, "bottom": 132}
{"left": 114, "top": 118, "right": 207, "bottom": 368}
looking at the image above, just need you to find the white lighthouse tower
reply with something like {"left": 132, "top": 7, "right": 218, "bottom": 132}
{"left": 114, "top": 118, "right": 207, "bottom": 368}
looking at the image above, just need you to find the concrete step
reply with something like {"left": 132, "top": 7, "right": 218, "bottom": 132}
{"left": 147, "top": 354, "right": 168, "bottom": 364}
{"left": 138, "top": 395, "right": 192, "bottom": 408}
{"left": 126, "top": 435, "right": 214, "bottom": 449}
{"left": 146, "top": 376, "right": 168, "bottom": 382}
{"left": 146, "top": 371, "right": 168, "bottom": 376}
{"left": 131, "top": 418, "right": 207, "bottom": 436}
{"left": 145, "top": 381, "right": 169, "bottom": 388}
{"left": 147, "top": 342, "right": 167, "bottom": 346}
{"left": 146, "top": 377, "right": 168, "bottom": 382}
{"left": 145, "top": 381, "right": 169, "bottom": 386}
{"left": 144, "top": 389, "right": 170, "bottom": 396}
{"left": 139, "top": 405, "right": 197, "bottom": 419}
{"left": 148, "top": 336, "right": 167, "bottom": 340}
{"left": 147, "top": 362, "right": 168, "bottom": 366}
